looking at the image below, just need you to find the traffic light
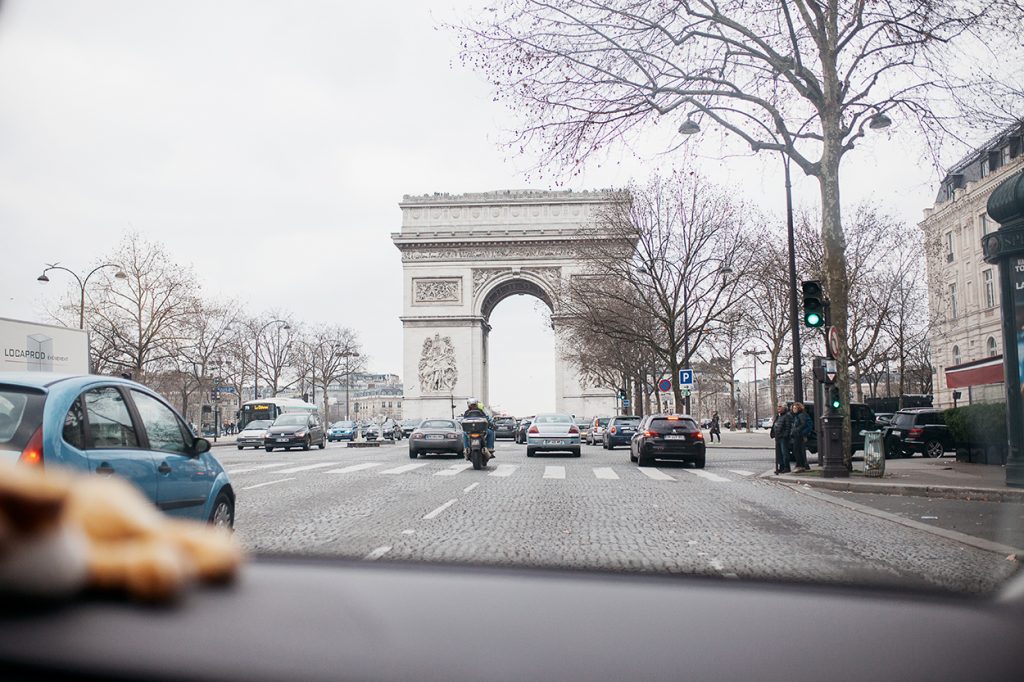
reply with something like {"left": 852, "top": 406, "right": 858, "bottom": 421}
{"left": 618, "top": 388, "right": 627, "bottom": 401}
{"left": 210, "top": 390, "right": 218, "bottom": 402}
{"left": 802, "top": 280, "right": 825, "bottom": 328}
{"left": 828, "top": 386, "right": 842, "bottom": 411}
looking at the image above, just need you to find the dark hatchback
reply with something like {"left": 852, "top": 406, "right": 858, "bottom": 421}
{"left": 630, "top": 415, "right": 706, "bottom": 468}
{"left": 494, "top": 417, "right": 517, "bottom": 440}
{"left": 603, "top": 415, "right": 640, "bottom": 449}
{"left": 264, "top": 413, "right": 326, "bottom": 452}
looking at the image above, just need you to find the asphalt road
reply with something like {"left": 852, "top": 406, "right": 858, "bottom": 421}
{"left": 213, "top": 438, "right": 1019, "bottom": 595}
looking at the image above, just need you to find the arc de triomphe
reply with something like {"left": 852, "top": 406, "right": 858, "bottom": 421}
{"left": 392, "top": 190, "right": 620, "bottom": 420}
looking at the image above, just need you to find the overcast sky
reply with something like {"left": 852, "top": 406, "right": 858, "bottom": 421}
{"left": 0, "top": 1, "right": 978, "bottom": 416}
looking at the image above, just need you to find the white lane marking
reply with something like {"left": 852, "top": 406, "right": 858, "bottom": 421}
{"left": 685, "top": 469, "right": 732, "bottom": 483}
{"left": 489, "top": 464, "right": 518, "bottom": 477}
{"left": 225, "top": 462, "right": 290, "bottom": 474}
{"left": 364, "top": 546, "right": 392, "bottom": 561}
{"left": 543, "top": 466, "right": 566, "bottom": 479}
{"left": 593, "top": 467, "right": 619, "bottom": 480}
{"left": 435, "top": 462, "right": 474, "bottom": 476}
{"left": 275, "top": 462, "right": 341, "bottom": 474}
{"left": 326, "top": 462, "right": 384, "bottom": 474}
{"left": 638, "top": 467, "right": 676, "bottom": 481}
{"left": 241, "top": 478, "right": 295, "bottom": 490}
{"left": 728, "top": 469, "right": 755, "bottom": 477}
{"left": 423, "top": 498, "right": 458, "bottom": 520}
{"left": 463, "top": 482, "right": 480, "bottom": 492}
{"left": 401, "top": 529, "right": 416, "bottom": 535}
{"left": 380, "top": 462, "right": 431, "bottom": 475}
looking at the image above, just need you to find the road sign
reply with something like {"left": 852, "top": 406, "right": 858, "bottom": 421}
{"left": 678, "top": 369, "right": 694, "bottom": 386}
{"left": 658, "top": 378, "right": 672, "bottom": 393}
{"left": 824, "top": 359, "right": 837, "bottom": 384}
{"left": 217, "top": 386, "right": 236, "bottom": 394}
{"left": 681, "top": 388, "right": 691, "bottom": 398}
{"left": 828, "top": 326, "right": 842, "bottom": 359}
{"left": 621, "top": 399, "right": 631, "bottom": 408}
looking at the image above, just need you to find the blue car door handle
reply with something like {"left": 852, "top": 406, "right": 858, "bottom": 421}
{"left": 158, "top": 462, "right": 172, "bottom": 474}
{"left": 95, "top": 462, "right": 115, "bottom": 475}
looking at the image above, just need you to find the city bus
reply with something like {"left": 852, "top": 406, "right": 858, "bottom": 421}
{"left": 238, "top": 397, "right": 319, "bottom": 430}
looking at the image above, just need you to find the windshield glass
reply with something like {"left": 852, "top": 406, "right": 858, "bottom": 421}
{"left": 3, "top": 0, "right": 1020, "bottom": 604}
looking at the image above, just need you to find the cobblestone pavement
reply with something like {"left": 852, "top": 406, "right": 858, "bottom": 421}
{"left": 216, "top": 439, "right": 1019, "bottom": 595}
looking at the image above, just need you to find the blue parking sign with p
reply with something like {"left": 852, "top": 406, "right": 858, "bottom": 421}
{"left": 679, "top": 369, "right": 694, "bottom": 386}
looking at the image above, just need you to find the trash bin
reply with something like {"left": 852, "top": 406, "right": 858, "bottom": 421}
{"left": 861, "top": 430, "right": 884, "bottom": 477}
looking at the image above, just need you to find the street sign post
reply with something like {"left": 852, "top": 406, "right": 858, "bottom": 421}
{"left": 621, "top": 399, "right": 631, "bottom": 409}
{"left": 678, "top": 369, "right": 694, "bottom": 386}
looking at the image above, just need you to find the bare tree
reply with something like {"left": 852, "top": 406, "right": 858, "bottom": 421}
{"left": 456, "top": 0, "right": 1024, "bottom": 450}
{"left": 746, "top": 240, "right": 794, "bottom": 408}
{"left": 249, "top": 313, "right": 300, "bottom": 397}
{"left": 293, "top": 325, "right": 366, "bottom": 420}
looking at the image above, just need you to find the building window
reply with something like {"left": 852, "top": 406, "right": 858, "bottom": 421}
{"left": 981, "top": 156, "right": 990, "bottom": 177}
{"left": 988, "top": 337, "right": 998, "bottom": 357}
{"left": 984, "top": 269, "right": 995, "bottom": 308}
{"left": 980, "top": 213, "right": 990, "bottom": 236}
{"left": 952, "top": 345, "right": 961, "bottom": 366}
{"left": 949, "top": 284, "right": 958, "bottom": 318}
{"left": 1002, "top": 145, "right": 1011, "bottom": 166}
{"left": 945, "top": 232, "right": 954, "bottom": 261}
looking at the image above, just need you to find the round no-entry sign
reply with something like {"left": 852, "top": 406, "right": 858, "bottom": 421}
{"left": 658, "top": 378, "right": 672, "bottom": 393}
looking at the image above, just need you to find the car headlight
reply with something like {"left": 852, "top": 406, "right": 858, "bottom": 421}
{"left": 295, "top": 430, "right": 307, "bottom": 437}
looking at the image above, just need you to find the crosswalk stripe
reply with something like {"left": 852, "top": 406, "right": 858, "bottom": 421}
{"left": 275, "top": 462, "right": 341, "bottom": 474}
{"left": 225, "top": 463, "right": 289, "bottom": 474}
{"left": 543, "top": 466, "right": 565, "bottom": 479}
{"left": 489, "top": 464, "right": 518, "bottom": 477}
{"left": 380, "top": 462, "right": 430, "bottom": 475}
{"left": 436, "top": 462, "right": 474, "bottom": 476}
{"left": 326, "top": 462, "right": 383, "bottom": 474}
{"left": 638, "top": 467, "right": 676, "bottom": 481}
{"left": 685, "top": 469, "right": 732, "bottom": 483}
{"left": 728, "top": 469, "right": 755, "bottom": 476}
{"left": 593, "top": 467, "right": 619, "bottom": 480}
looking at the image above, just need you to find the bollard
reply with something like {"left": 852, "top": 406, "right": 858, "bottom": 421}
{"left": 861, "top": 430, "right": 885, "bottom": 478}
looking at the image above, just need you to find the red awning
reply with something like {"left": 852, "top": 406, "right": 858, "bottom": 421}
{"left": 945, "top": 355, "right": 1005, "bottom": 388}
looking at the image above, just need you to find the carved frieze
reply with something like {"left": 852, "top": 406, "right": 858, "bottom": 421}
{"left": 472, "top": 268, "right": 511, "bottom": 298}
{"left": 401, "top": 243, "right": 571, "bottom": 263}
{"left": 413, "top": 278, "right": 462, "bottom": 304}
{"left": 418, "top": 333, "right": 458, "bottom": 393}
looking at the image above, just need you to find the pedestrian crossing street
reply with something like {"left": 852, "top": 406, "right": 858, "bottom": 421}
{"left": 225, "top": 459, "right": 761, "bottom": 484}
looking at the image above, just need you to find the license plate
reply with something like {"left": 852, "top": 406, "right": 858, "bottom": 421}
{"left": 426, "top": 434, "right": 444, "bottom": 440}
{"left": 544, "top": 439, "right": 565, "bottom": 445}
{"left": 471, "top": 438, "right": 481, "bottom": 446}
{"left": 892, "top": 430, "right": 901, "bottom": 437}
{"left": 664, "top": 435, "right": 687, "bottom": 441}
{"left": 276, "top": 438, "right": 289, "bottom": 442}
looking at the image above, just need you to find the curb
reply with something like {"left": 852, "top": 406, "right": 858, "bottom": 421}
{"left": 757, "top": 469, "right": 1024, "bottom": 503}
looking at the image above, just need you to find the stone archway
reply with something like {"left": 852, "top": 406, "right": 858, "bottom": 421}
{"left": 392, "top": 190, "right": 620, "bottom": 420}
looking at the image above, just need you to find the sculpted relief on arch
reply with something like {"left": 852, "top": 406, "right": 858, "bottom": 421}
{"left": 418, "top": 333, "right": 458, "bottom": 393}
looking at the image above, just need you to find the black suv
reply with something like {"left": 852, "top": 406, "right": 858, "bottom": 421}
{"left": 801, "top": 401, "right": 876, "bottom": 456}
{"left": 883, "top": 408, "right": 952, "bottom": 458}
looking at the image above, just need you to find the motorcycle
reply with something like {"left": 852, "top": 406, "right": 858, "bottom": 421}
{"left": 462, "top": 417, "right": 491, "bottom": 470}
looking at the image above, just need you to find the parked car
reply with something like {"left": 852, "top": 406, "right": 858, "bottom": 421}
{"left": 265, "top": 412, "right": 326, "bottom": 452}
{"left": 380, "top": 418, "right": 403, "bottom": 440}
{"left": 237, "top": 419, "right": 273, "bottom": 449}
{"left": 364, "top": 423, "right": 381, "bottom": 441}
{"left": 874, "top": 412, "right": 895, "bottom": 428}
{"left": 0, "top": 372, "right": 235, "bottom": 526}
{"left": 327, "top": 420, "right": 358, "bottom": 442}
{"left": 630, "top": 414, "right": 706, "bottom": 468}
{"left": 587, "top": 416, "right": 610, "bottom": 445}
{"left": 400, "top": 418, "right": 420, "bottom": 438}
{"left": 757, "top": 417, "right": 772, "bottom": 429}
{"left": 493, "top": 416, "right": 517, "bottom": 439}
{"left": 526, "top": 413, "right": 581, "bottom": 457}
{"left": 603, "top": 415, "right": 641, "bottom": 450}
{"left": 515, "top": 417, "right": 534, "bottom": 444}
{"left": 882, "top": 408, "right": 953, "bottom": 458}
{"left": 800, "top": 401, "right": 877, "bottom": 456}
{"left": 408, "top": 418, "right": 464, "bottom": 458}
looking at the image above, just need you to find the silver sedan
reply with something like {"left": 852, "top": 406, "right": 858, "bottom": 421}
{"left": 526, "top": 413, "right": 581, "bottom": 457}
{"left": 408, "top": 419, "right": 464, "bottom": 459}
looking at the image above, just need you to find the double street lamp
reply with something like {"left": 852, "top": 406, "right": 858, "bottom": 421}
{"left": 37, "top": 262, "right": 127, "bottom": 329}
{"left": 742, "top": 348, "right": 768, "bottom": 427}
{"left": 253, "top": 319, "right": 290, "bottom": 399}
{"left": 340, "top": 351, "right": 360, "bottom": 420}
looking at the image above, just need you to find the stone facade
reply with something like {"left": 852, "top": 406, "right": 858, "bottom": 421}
{"left": 922, "top": 123, "right": 1024, "bottom": 407}
{"left": 392, "top": 190, "right": 623, "bottom": 420}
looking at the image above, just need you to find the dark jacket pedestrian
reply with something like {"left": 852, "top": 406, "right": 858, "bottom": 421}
{"left": 709, "top": 413, "right": 721, "bottom": 442}
{"left": 788, "top": 403, "right": 811, "bottom": 471}
{"left": 770, "top": 405, "right": 793, "bottom": 474}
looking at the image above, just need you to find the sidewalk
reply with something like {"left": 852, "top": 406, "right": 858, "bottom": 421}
{"left": 761, "top": 457, "right": 1024, "bottom": 502}
{"left": 704, "top": 429, "right": 774, "bottom": 449}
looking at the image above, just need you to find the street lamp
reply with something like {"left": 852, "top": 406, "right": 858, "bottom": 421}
{"left": 742, "top": 348, "right": 768, "bottom": 428}
{"left": 253, "top": 319, "right": 290, "bottom": 399}
{"left": 339, "top": 351, "right": 360, "bottom": 420}
{"left": 37, "top": 262, "right": 127, "bottom": 329}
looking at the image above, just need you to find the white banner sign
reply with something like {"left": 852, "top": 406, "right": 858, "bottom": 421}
{"left": 1, "top": 317, "right": 90, "bottom": 374}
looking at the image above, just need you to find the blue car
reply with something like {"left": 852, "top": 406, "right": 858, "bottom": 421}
{"left": 328, "top": 420, "right": 358, "bottom": 441}
{"left": 603, "top": 415, "right": 641, "bottom": 450}
{"left": 0, "top": 372, "right": 235, "bottom": 527}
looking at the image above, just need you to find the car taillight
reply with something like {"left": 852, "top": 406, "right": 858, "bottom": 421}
{"left": 667, "top": 415, "right": 680, "bottom": 421}
{"left": 446, "top": 432, "right": 458, "bottom": 438}
{"left": 693, "top": 431, "right": 704, "bottom": 440}
{"left": 19, "top": 425, "right": 43, "bottom": 466}
{"left": 609, "top": 426, "right": 617, "bottom": 434}
{"left": 908, "top": 427, "right": 924, "bottom": 439}
{"left": 569, "top": 425, "right": 579, "bottom": 434}
{"left": 644, "top": 430, "right": 657, "bottom": 438}
{"left": 528, "top": 425, "right": 539, "bottom": 434}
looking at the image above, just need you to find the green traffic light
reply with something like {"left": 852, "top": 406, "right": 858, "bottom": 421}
{"left": 805, "top": 312, "right": 822, "bottom": 327}
{"left": 830, "top": 398, "right": 841, "bottom": 409}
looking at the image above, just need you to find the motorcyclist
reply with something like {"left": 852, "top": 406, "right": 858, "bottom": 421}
{"left": 462, "top": 398, "right": 495, "bottom": 461}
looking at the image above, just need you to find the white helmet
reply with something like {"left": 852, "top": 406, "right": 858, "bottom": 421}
{"left": 468, "top": 397, "right": 479, "bottom": 406}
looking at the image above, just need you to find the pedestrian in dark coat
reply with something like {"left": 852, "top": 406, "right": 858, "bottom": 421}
{"left": 709, "top": 412, "right": 721, "bottom": 442}
{"left": 770, "top": 404, "right": 793, "bottom": 474}
{"left": 788, "top": 402, "right": 811, "bottom": 472}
